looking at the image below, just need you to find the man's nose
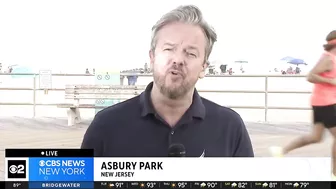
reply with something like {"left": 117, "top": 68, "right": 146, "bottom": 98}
{"left": 172, "top": 51, "right": 185, "bottom": 66}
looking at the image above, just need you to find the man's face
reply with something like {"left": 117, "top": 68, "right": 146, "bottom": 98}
{"left": 150, "top": 22, "right": 208, "bottom": 99}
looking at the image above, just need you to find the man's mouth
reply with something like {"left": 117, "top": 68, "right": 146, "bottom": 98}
{"left": 171, "top": 70, "right": 179, "bottom": 75}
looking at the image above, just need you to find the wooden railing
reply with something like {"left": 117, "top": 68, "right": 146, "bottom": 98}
{"left": 0, "top": 73, "right": 311, "bottom": 122}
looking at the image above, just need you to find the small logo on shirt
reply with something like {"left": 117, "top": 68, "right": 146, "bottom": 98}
{"left": 200, "top": 150, "right": 205, "bottom": 157}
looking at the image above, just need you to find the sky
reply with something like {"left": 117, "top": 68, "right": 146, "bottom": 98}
{"left": 0, "top": 0, "right": 335, "bottom": 73}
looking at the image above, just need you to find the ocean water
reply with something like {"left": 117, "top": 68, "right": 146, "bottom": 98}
{"left": 0, "top": 74, "right": 313, "bottom": 123}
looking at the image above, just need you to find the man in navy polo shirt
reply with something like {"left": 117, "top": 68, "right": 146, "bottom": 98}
{"left": 81, "top": 5, "right": 254, "bottom": 157}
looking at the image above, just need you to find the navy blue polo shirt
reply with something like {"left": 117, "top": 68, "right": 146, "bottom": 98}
{"left": 81, "top": 82, "right": 254, "bottom": 157}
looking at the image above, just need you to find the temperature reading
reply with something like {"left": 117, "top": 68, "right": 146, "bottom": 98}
{"left": 300, "top": 182, "right": 309, "bottom": 188}
{"left": 13, "top": 183, "right": 21, "bottom": 188}
{"left": 146, "top": 182, "right": 156, "bottom": 188}
{"left": 177, "top": 182, "right": 187, "bottom": 188}
{"left": 115, "top": 182, "right": 124, "bottom": 188}
{"left": 207, "top": 182, "right": 218, "bottom": 188}
{"left": 269, "top": 182, "right": 277, "bottom": 188}
{"left": 238, "top": 182, "right": 247, "bottom": 188}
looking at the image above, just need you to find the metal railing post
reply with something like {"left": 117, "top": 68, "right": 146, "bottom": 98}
{"left": 264, "top": 76, "right": 268, "bottom": 122}
{"left": 120, "top": 76, "right": 124, "bottom": 85}
{"left": 33, "top": 75, "right": 36, "bottom": 117}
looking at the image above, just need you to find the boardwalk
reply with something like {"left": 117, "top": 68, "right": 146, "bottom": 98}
{"left": 0, "top": 117, "right": 332, "bottom": 181}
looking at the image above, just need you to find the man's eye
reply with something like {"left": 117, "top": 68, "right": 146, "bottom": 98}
{"left": 187, "top": 52, "right": 196, "bottom": 57}
{"left": 164, "top": 48, "right": 173, "bottom": 51}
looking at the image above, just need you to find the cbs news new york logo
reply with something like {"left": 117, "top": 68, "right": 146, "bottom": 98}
{"left": 7, "top": 160, "right": 26, "bottom": 178}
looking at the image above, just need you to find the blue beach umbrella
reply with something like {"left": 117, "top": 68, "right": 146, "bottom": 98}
{"left": 287, "top": 58, "right": 307, "bottom": 66}
{"left": 280, "top": 56, "right": 295, "bottom": 61}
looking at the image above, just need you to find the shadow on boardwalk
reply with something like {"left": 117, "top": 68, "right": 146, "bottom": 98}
{"left": 0, "top": 117, "right": 332, "bottom": 181}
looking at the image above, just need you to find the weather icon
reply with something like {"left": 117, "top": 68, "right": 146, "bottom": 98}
{"left": 231, "top": 183, "right": 237, "bottom": 188}
{"left": 262, "top": 183, "right": 268, "bottom": 187}
{"left": 200, "top": 183, "right": 206, "bottom": 188}
{"left": 293, "top": 183, "right": 299, "bottom": 188}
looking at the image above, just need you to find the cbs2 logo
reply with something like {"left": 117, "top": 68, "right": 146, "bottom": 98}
{"left": 9, "top": 164, "right": 25, "bottom": 174}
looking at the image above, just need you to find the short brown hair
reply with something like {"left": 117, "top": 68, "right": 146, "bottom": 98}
{"left": 150, "top": 5, "right": 217, "bottom": 63}
{"left": 323, "top": 30, "right": 336, "bottom": 51}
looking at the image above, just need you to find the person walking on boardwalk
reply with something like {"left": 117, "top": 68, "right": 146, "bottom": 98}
{"left": 269, "top": 30, "right": 336, "bottom": 179}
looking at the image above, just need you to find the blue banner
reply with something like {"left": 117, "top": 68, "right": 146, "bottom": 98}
{"left": 11, "top": 66, "right": 35, "bottom": 78}
{"left": 28, "top": 158, "right": 93, "bottom": 181}
{"left": 29, "top": 181, "right": 93, "bottom": 189}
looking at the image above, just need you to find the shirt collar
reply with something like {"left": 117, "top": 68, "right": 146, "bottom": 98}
{"left": 139, "top": 82, "right": 206, "bottom": 119}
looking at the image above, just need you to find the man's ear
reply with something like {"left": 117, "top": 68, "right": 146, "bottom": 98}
{"left": 149, "top": 50, "right": 155, "bottom": 71}
{"left": 199, "top": 61, "right": 209, "bottom": 79}
{"left": 149, "top": 50, "right": 155, "bottom": 68}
